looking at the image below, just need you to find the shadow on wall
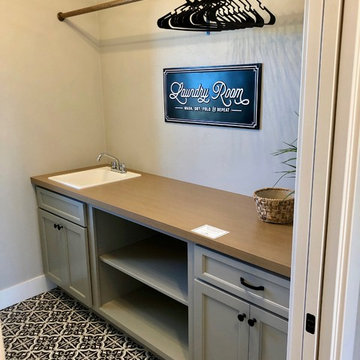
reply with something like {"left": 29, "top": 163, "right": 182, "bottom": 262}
{"left": 65, "top": 20, "right": 100, "bottom": 48}
{"left": 100, "top": 14, "right": 303, "bottom": 50}
{"left": 57, "top": 1, "right": 303, "bottom": 51}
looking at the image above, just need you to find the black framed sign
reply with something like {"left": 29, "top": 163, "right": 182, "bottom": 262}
{"left": 163, "top": 64, "right": 262, "bottom": 129}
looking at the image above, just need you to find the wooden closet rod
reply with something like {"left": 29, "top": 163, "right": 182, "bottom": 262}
{"left": 57, "top": 0, "right": 143, "bottom": 21}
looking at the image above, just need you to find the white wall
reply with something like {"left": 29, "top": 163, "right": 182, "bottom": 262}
{"left": 0, "top": 0, "right": 105, "bottom": 294}
{"left": 0, "top": 0, "right": 303, "bottom": 303}
{"left": 99, "top": 0, "right": 304, "bottom": 195}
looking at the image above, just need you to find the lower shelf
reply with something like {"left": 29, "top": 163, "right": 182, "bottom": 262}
{"left": 99, "top": 286, "right": 189, "bottom": 360}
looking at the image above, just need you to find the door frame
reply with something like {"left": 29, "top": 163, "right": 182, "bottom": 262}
{"left": 289, "top": 0, "right": 360, "bottom": 358}
{"left": 318, "top": 0, "right": 360, "bottom": 357}
{"left": 287, "top": 0, "right": 342, "bottom": 357}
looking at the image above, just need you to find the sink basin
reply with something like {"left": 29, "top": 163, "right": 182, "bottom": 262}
{"left": 48, "top": 167, "right": 141, "bottom": 189}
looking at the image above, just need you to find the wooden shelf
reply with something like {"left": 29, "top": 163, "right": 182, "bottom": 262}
{"left": 99, "top": 287, "right": 188, "bottom": 360}
{"left": 99, "top": 236, "right": 188, "bottom": 305}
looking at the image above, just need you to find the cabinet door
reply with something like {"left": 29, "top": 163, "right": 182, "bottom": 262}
{"left": 194, "top": 280, "right": 249, "bottom": 360}
{"left": 248, "top": 305, "right": 288, "bottom": 360}
{"left": 38, "top": 209, "right": 92, "bottom": 307}
{"left": 38, "top": 209, "right": 68, "bottom": 287}
{"left": 64, "top": 221, "right": 92, "bottom": 306}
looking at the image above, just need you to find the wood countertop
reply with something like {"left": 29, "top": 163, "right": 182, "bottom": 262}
{"left": 31, "top": 167, "right": 292, "bottom": 278}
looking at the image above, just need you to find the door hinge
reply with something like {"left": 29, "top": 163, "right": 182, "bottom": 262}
{"left": 305, "top": 313, "right": 316, "bottom": 334}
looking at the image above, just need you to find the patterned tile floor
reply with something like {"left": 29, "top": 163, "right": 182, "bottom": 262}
{"left": 0, "top": 288, "right": 159, "bottom": 359}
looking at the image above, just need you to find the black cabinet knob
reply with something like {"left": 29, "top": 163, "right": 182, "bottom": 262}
{"left": 53, "top": 224, "right": 63, "bottom": 230}
{"left": 248, "top": 318, "right": 257, "bottom": 327}
{"left": 237, "top": 313, "right": 246, "bottom": 322}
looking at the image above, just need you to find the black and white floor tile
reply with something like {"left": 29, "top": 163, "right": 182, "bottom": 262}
{"left": 0, "top": 288, "right": 159, "bottom": 359}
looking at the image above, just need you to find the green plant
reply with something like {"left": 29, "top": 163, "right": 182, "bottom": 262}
{"left": 272, "top": 139, "right": 297, "bottom": 188}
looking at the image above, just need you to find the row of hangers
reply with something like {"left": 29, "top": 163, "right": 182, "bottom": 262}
{"left": 157, "top": 0, "right": 276, "bottom": 32}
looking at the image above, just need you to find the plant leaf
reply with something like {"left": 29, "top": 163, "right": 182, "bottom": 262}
{"left": 272, "top": 138, "right": 298, "bottom": 186}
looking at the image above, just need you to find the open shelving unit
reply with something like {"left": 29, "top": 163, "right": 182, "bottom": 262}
{"left": 100, "top": 285, "right": 188, "bottom": 360}
{"left": 99, "top": 236, "right": 188, "bottom": 305}
{"left": 93, "top": 209, "right": 190, "bottom": 360}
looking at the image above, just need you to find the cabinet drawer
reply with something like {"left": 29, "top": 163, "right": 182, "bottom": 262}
{"left": 36, "top": 187, "right": 86, "bottom": 227}
{"left": 194, "top": 245, "right": 290, "bottom": 319}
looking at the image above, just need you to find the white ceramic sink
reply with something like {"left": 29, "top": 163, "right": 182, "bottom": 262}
{"left": 48, "top": 167, "right": 141, "bottom": 189}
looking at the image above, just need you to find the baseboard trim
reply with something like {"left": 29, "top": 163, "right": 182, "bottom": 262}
{"left": 0, "top": 275, "right": 56, "bottom": 310}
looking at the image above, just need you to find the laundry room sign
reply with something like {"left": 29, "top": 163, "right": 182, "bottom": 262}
{"left": 163, "top": 64, "right": 261, "bottom": 129}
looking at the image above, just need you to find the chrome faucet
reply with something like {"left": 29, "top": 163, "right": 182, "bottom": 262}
{"left": 96, "top": 152, "right": 126, "bottom": 174}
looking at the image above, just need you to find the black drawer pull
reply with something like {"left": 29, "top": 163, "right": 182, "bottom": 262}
{"left": 53, "top": 224, "right": 64, "bottom": 230}
{"left": 240, "top": 277, "right": 265, "bottom": 291}
{"left": 248, "top": 318, "right": 257, "bottom": 327}
{"left": 237, "top": 313, "right": 246, "bottom": 322}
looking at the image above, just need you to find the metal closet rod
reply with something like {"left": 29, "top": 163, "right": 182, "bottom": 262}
{"left": 57, "top": 0, "right": 143, "bottom": 21}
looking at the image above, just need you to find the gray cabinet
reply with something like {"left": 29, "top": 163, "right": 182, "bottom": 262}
{"left": 37, "top": 188, "right": 92, "bottom": 307}
{"left": 34, "top": 186, "right": 289, "bottom": 360}
{"left": 38, "top": 209, "right": 68, "bottom": 288}
{"left": 194, "top": 246, "right": 289, "bottom": 360}
{"left": 248, "top": 304, "right": 287, "bottom": 360}
{"left": 194, "top": 280, "right": 249, "bottom": 360}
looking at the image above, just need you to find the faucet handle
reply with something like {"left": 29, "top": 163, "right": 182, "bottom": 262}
{"left": 110, "top": 161, "right": 126, "bottom": 173}
{"left": 119, "top": 163, "right": 126, "bottom": 173}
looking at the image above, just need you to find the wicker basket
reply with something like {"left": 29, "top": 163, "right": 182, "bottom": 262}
{"left": 253, "top": 188, "right": 294, "bottom": 224}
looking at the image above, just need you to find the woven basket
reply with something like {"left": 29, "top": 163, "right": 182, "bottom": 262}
{"left": 253, "top": 188, "right": 294, "bottom": 224}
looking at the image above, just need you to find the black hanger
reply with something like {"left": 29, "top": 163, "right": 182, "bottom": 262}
{"left": 157, "top": 0, "right": 275, "bottom": 32}
{"left": 247, "top": 0, "right": 276, "bottom": 25}
{"left": 173, "top": 1, "right": 214, "bottom": 31}
{"left": 157, "top": 2, "right": 191, "bottom": 30}
{"left": 210, "top": 0, "right": 243, "bottom": 30}
{"left": 222, "top": 0, "right": 258, "bottom": 29}
{"left": 157, "top": 0, "right": 204, "bottom": 30}
{"left": 236, "top": 0, "right": 265, "bottom": 27}
{"left": 189, "top": 0, "right": 224, "bottom": 31}
{"left": 192, "top": 0, "right": 252, "bottom": 31}
{"left": 209, "top": 0, "right": 260, "bottom": 30}
{"left": 158, "top": 0, "right": 215, "bottom": 32}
